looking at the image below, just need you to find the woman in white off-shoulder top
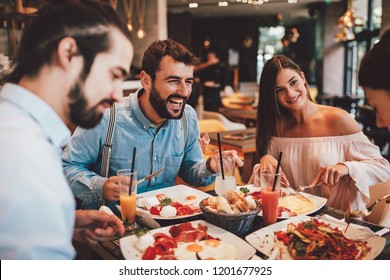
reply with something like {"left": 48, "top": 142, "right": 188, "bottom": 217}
{"left": 249, "top": 55, "right": 390, "bottom": 211}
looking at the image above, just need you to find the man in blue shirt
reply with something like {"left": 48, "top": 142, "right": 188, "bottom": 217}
{"left": 62, "top": 39, "right": 242, "bottom": 211}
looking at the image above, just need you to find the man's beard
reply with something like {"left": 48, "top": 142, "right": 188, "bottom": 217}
{"left": 68, "top": 79, "right": 115, "bottom": 129}
{"left": 149, "top": 84, "right": 187, "bottom": 120}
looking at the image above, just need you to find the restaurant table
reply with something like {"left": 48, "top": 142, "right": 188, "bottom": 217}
{"left": 219, "top": 107, "right": 257, "bottom": 128}
{"left": 208, "top": 128, "right": 256, "bottom": 183}
{"left": 84, "top": 201, "right": 390, "bottom": 260}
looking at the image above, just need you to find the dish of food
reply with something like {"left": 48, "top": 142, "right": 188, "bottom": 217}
{"left": 136, "top": 185, "right": 212, "bottom": 220}
{"left": 237, "top": 185, "right": 327, "bottom": 219}
{"left": 120, "top": 220, "right": 256, "bottom": 260}
{"left": 245, "top": 216, "right": 386, "bottom": 260}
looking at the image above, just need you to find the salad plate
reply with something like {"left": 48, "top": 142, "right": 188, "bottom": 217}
{"left": 245, "top": 215, "right": 386, "bottom": 260}
{"left": 136, "top": 185, "right": 212, "bottom": 220}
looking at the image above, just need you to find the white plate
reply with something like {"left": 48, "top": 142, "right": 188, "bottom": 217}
{"left": 136, "top": 185, "right": 212, "bottom": 220}
{"left": 120, "top": 219, "right": 256, "bottom": 260}
{"left": 245, "top": 215, "right": 386, "bottom": 260}
{"left": 238, "top": 185, "right": 328, "bottom": 219}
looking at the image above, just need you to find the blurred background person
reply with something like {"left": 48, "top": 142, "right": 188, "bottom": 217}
{"left": 195, "top": 49, "right": 229, "bottom": 112}
{"left": 359, "top": 28, "right": 390, "bottom": 204}
{"left": 249, "top": 55, "right": 390, "bottom": 211}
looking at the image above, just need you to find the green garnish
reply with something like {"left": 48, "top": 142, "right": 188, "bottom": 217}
{"left": 134, "top": 226, "right": 149, "bottom": 237}
{"left": 239, "top": 187, "right": 250, "bottom": 195}
{"left": 160, "top": 197, "right": 172, "bottom": 206}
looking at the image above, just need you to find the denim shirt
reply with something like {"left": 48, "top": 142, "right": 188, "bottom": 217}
{"left": 62, "top": 89, "right": 215, "bottom": 209}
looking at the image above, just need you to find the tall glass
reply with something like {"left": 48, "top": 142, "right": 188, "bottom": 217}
{"left": 117, "top": 169, "right": 137, "bottom": 232}
{"left": 260, "top": 170, "right": 281, "bottom": 225}
{"left": 214, "top": 155, "right": 236, "bottom": 196}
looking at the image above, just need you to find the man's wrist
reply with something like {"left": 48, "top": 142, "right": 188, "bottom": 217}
{"left": 206, "top": 157, "right": 214, "bottom": 173}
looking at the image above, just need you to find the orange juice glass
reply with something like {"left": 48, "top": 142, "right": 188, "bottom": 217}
{"left": 260, "top": 170, "right": 281, "bottom": 225}
{"left": 117, "top": 169, "right": 137, "bottom": 232}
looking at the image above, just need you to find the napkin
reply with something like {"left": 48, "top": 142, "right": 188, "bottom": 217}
{"left": 318, "top": 214, "right": 375, "bottom": 240}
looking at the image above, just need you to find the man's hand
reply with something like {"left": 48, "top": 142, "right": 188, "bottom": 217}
{"left": 73, "top": 210, "right": 125, "bottom": 246}
{"left": 102, "top": 176, "right": 120, "bottom": 201}
{"left": 207, "top": 150, "right": 244, "bottom": 173}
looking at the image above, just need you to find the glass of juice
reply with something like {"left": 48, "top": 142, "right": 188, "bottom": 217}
{"left": 213, "top": 155, "right": 236, "bottom": 196}
{"left": 117, "top": 169, "right": 138, "bottom": 232}
{"left": 260, "top": 170, "right": 281, "bottom": 225}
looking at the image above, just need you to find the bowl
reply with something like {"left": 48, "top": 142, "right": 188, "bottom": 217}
{"left": 199, "top": 198, "right": 260, "bottom": 236}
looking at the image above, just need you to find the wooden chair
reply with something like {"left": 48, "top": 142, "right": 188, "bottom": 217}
{"left": 367, "top": 179, "right": 390, "bottom": 227}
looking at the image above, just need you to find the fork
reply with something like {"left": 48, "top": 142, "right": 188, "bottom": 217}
{"left": 349, "top": 193, "right": 390, "bottom": 218}
{"left": 297, "top": 183, "right": 322, "bottom": 192}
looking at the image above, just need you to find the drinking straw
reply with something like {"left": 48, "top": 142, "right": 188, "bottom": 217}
{"left": 272, "top": 152, "right": 283, "bottom": 191}
{"left": 217, "top": 133, "right": 225, "bottom": 180}
{"left": 129, "top": 147, "right": 136, "bottom": 195}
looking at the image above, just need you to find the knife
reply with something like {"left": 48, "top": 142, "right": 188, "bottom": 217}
{"left": 136, "top": 210, "right": 161, "bottom": 229}
{"left": 137, "top": 168, "right": 164, "bottom": 184}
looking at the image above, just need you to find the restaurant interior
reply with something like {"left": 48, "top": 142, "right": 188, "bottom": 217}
{"left": 1, "top": 0, "right": 390, "bottom": 261}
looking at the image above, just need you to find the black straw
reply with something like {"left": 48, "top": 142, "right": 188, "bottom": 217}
{"left": 217, "top": 133, "right": 225, "bottom": 180}
{"left": 130, "top": 147, "right": 136, "bottom": 194}
{"left": 272, "top": 152, "right": 283, "bottom": 191}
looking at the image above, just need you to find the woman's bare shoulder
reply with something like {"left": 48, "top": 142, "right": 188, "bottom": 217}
{"left": 320, "top": 105, "right": 361, "bottom": 135}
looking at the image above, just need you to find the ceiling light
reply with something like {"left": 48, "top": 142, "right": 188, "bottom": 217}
{"left": 189, "top": 3, "right": 198, "bottom": 8}
{"left": 218, "top": 2, "right": 228, "bottom": 6}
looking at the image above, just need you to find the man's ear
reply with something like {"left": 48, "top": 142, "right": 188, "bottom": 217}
{"left": 56, "top": 37, "right": 79, "bottom": 69}
{"left": 140, "top": 70, "right": 152, "bottom": 91}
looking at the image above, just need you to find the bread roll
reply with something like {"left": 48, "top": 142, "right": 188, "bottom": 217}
{"left": 216, "top": 197, "right": 234, "bottom": 214}
{"left": 235, "top": 200, "right": 249, "bottom": 212}
{"left": 244, "top": 196, "right": 257, "bottom": 210}
{"left": 225, "top": 190, "right": 241, "bottom": 204}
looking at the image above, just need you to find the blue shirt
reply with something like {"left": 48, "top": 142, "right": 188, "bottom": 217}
{"left": 0, "top": 83, "right": 75, "bottom": 259}
{"left": 62, "top": 89, "right": 214, "bottom": 209}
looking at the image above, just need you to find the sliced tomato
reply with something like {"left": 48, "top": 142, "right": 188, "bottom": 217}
{"left": 170, "top": 202, "right": 183, "bottom": 209}
{"left": 153, "top": 232, "right": 171, "bottom": 241}
{"left": 176, "top": 206, "right": 194, "bottom": 216}
{"left": 142, "top": 246, "right": 156, "bottom": 260}
{"left": 154, "top": 237, "right": 177, "bottom": 252}
{"left": 150, "top": 206, "right": 161, "bottom": 215}
{"left": 276, "top": 231, "right": 286, "bottom": 240}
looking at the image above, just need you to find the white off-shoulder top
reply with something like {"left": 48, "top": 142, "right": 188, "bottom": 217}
{"left": 266, "top": 132, "right": 390, "bottom": 211}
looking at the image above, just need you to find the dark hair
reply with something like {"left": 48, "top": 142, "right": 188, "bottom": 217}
{"left": 359, "top": 29, "right": 390, "bottom": 91}
{"left": 6, "top": 0, "right": 130, "bottom": 83}
{"left": 141, "top": 39, "right": 199, "bottom": 80}
{"left": 256, "top": 55, "right": 311, "bottom": 158}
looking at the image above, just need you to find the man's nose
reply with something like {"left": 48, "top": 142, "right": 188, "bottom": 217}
{"left": 112, "top": 80, "right": 124, "bottom": 102}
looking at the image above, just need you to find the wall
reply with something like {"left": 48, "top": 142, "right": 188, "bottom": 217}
{"left": 122, "top": 0, "right": 167, "bottom": 69}
{"left": 381, "top": 0, "right": 390, "bottom": 34}
{"left": 322, "top": 2, "right": 345, "bottom": 96}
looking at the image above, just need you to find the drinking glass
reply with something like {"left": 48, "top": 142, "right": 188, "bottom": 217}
{"left": 213, "top": 155, "right": 236, "bottom": 196}
{"left": 117, "top": 169, "right": 138, "bottom": 232}
{"left": 260, "top": 170, "right": 281, "bottom": 225}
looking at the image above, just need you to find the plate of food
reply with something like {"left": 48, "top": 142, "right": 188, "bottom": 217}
{"left": 136, "top": 185, "right": 212, "bottom": 220}
{"left": 245, "top": 215, "right": 386, "bottom": 260}
{"left": 120, "top": 220, "right": 256, "bottom": 260}
{"left": 237, "top": 185, "right": 327, "bottom": 219}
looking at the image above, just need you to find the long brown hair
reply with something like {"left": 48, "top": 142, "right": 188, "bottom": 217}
{"left": 256, "top": 55, "right": 311, "bottom": 158}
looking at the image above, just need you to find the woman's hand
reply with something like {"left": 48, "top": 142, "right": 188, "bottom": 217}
{"left": 310, "top": 163, "right": 349, "bottom": 187}
{"left": 73, "top": 210, "right": 125, "bottom": 245}
{"left": 249, "top": 155, "right": 289, "bottom": 187}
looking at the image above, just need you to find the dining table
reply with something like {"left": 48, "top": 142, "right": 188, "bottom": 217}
{"left": 218, "top": 107, "right": 257, "bottom": 128}
{"left": 83, "top": 191, "right": 390, "bottom": 260}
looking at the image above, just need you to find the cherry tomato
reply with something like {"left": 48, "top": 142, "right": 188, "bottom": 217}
{"left": 150, "top": 206, "right": 161, "bottom": 215}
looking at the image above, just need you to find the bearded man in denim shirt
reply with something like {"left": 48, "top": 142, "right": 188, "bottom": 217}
{"left": 62, "top": 39, "right": 242, "bottom": 212}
